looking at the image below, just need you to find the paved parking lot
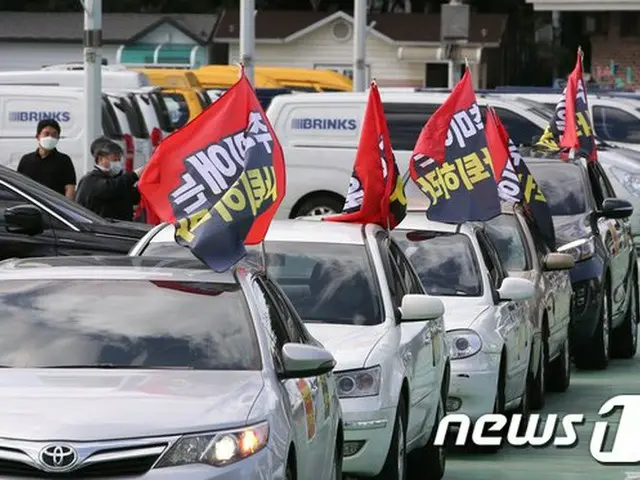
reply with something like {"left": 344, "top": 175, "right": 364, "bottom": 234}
{"left": 444, "top": 355, "right": 638, "bottom": 480}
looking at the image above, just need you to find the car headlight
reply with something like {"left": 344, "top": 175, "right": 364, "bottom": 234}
{"left": 335, "top": 366, "right": 381, "bottom": 398}
{"left": 155, "top": 422, "right": 269, "bottom": 468}
{"left": 558, "top": 237, "right": 595, "bottom": 262}
{"left": 447, "top": 329, "right": 482, "bottom": 360}
{"left": 610, "top": 167, "right": 640, "bottom": 197}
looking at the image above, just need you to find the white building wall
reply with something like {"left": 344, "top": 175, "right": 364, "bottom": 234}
{"left": 228, "top": 21, "right": 425, "bottom": 87}
{"left": 0, "top": 43, "right": 119, "bottom": 71}
{"left": 137, "top": 25, "right": 196, "bottom": 45}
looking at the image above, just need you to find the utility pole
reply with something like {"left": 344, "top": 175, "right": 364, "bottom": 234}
{"left": 240, "top": 0, "right": 255, "bottom": 85}
{"left": 353, "top": 0, "right": 367, "bottom": 92}
{"left": 82, "top": 0, "right": 102, "bottom": 174}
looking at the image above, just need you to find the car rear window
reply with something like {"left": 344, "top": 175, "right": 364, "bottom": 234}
{"left": 526, "top": 162, "right": 588, "bottom": 215}
{"left": 392, "top": 230, "right": 483, "bottom": 297}
{"left": 0, "top": 279, "right": 262, "bottom": 370}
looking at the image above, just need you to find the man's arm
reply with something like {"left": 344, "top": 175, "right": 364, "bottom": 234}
{"left": 62, "top": 155, "right": 77, "bottom": 200}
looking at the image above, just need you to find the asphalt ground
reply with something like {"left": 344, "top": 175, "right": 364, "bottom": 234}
{"left": 443, "top": 353, "right": 638, "bottom": 480}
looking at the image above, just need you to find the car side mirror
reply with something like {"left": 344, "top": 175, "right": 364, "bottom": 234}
{"left": 399, "top": 294, "right": 445, "bottom": 322}
{"left": 597, "top": 198, "right": 633, "bottom": 220}
{"left": 4, "top": 204, "right": 44, "bottom": 236}
{"left": 542, "top": 252, "right": 575, "bottom": 271}
{"left": 278, "top": 343, "right": 336, "bottom": 379}
{"left": 497, "top": 277, "right": 535, "bottom": 302}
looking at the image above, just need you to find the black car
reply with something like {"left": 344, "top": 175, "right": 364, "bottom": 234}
{"left": 0, "top": 165, "right": 151, "bottom": 260}
{"left": 525, "top": 156, "right": 638, "bottom": 370}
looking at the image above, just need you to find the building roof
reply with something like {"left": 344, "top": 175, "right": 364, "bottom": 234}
{"left": 215, "top": 9, "right": 507, "bottom": 45}
{"left": 0, "top": 12, "right": 218, "bottom": 44}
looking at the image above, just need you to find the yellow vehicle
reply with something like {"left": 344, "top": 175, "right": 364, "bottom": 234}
{"left": 256, "top": 67, "right": 352, "bottom": 92}
{"left": 161, "top": 87, "right": 209, "bottom": 129}
{"left": 192, "top": 65, "right": 282, "bottom": 89}
{"left": 134, "top": 68, "right": 202, "bottom": 89}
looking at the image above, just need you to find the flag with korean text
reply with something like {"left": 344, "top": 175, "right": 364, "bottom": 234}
{"left": 325, "top": 82, "right": 407, "bottom": 229}
{"left": 537, "top": 48, "right": 597, "bottom": 162}
{"left": 409, "top": 69, "right": 500, "bottom": 223}
{"left": 486, "top": 107, "right": 556, "bottom": 249}
{"left": 137, "top": 69, "right": 286, "bottom": 272}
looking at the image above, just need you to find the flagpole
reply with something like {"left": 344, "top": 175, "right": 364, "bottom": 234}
{"left": 260, "top": 240, "right": 268, "bottom": 272}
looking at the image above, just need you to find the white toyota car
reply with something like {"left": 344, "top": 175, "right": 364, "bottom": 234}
{"left": 392, "top": 211, "right": 536, "bottom": 449}
{"left": 129, "top": 219, "right": 450, "bottom": 480}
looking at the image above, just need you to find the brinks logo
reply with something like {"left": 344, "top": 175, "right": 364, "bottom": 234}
{"left": 9, "top": 111, "right": 71, "bottom": 122}
{"left": 291, "top": 118, "right": 357, "bottom": 131}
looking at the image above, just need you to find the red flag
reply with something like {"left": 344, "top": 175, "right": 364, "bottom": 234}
{"left": 324, "top": 82, "right": 406, "bottom": 229}
{"left": 409, "top": 69, "right": 500, "bottom": 223}
{"left": 137, "top": 69, "right": 286, "bottom": 272}
{"left": 485, "top": 107, "right": 510, "bottom": 180}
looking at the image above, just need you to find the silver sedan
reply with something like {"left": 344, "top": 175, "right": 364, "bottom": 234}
{"left": 0, "top": 255, "right": 342, "bottom": 479}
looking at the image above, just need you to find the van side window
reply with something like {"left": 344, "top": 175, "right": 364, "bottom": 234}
{"left": 384, "top": 103, "right": 437, "bottom": 151}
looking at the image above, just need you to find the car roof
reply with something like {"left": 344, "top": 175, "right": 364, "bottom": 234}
{"left": 396, "top": 211, "right": 463, "bottom": 234}
{"left": 150, "top": 219, "right": 368, "bottom": 246}
{"left": 0, "top": 255, "right": 242, "bottom": 283}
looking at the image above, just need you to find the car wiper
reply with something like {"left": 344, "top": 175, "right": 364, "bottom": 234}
{"left": 39, "top": 364, "right": 194, "bottom": 370}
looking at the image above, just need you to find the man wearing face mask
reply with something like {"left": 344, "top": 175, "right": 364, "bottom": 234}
{"left": 18, "top": 119, "right": 76, "bottom": 199}
{"left": 75, "top": 138, "right": 144, "bottom": 221}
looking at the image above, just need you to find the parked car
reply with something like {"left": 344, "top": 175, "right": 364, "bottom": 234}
{"left": 525, "top": 154, "right": 638, "bottom": 368}
{"left": 392, "top": 212, "right": 536, "bottom": 450}
{"left": 0, "top": 255, "right": 342, "bottom": 479}
{"left": 482, "top": 203, "right": 575, "bottom": 410}
{"left": 128, "top": 219, "right": 451, "bottom": 480}
{"left": 0, "top": 165, "right": 151, "bottom": 260}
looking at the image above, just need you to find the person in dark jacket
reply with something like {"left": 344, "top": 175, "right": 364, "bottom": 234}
{"left": 75, "top": 138, "right": 144, "bottom": 221}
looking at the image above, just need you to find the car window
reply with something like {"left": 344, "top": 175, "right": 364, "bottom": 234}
{"left": 163, "top": 92, "right": 190, "bottom": 129}
{"left": 148, "top": 92, "right": 174, "bottom": 132}
{"left": 389, "top": 239, "right": 423, "bottom": 294}
{"left": 476, "top": 231, "right": 504, "bottom": 290}
{"left": 480, "top": 107, "right": 544, "bottom": 147}
{"left": 262, "top": 241, "right": 384, "bottom": 326}
{"left": 0, "top": 279, "right": 262, "bottom": 370}
{"left": 101, "top": 97, "right": 123, "bottom": 139}
{"left": 384, "top": 103, "right": 438, "bottom": 151}
{"left": 126, "top": 95, "right": 150, "bottom": 138}
{"left": 258, "top": 277, "right": 306, "bottom": 344}
{"left": 0, "top": 183, "right": 22, "bottom": 202}
{"left": 526, "top": 162, "right": 589, "bottom": 215}
{"left": 114, "top": 96, "right": 147, "bottom": 139}
{"left": 526, "top": 215, "right": 552, "bottom": 263}
{"left": 484, "top": 214, "right": 530, "bottom": 271}
{"left": 392, "top": 230, "right": 483, "bottom": 296}
{"left": 376, "top": 232, "right": 406, "bottom": 306}
{"left": 593, "top": 106, "right": 640, "bottom": 143}
{"left": 595, "top": 164, "right": 616, "bottom": 198}
{"left": 251, "top": 278, "right": 291, "bottom": 367}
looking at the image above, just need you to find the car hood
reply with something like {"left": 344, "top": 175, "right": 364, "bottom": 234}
{"left": 83, "top": 220, "right": 152, "bottom": 238}
{"left": 437, "top": 297, "right": 491, "bottom": 330}
{"left": 552, "top": 214, "right": 591, "bottom": 248}
{"left": 305, "top": 323, "right": 387, "bottom": 371}
{"left": 0, "top": 369, "right": 263, "bottom": 441}
{"left": 599, "top": 146, "right": 640, "bottom": 167}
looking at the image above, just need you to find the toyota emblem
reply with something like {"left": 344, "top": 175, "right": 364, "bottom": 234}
{"left": 39, "top": 444, "right": 78, "bottom": 471}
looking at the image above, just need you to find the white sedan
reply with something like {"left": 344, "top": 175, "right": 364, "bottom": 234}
{"left": 392, "top": 212, "right": 536, "bottom": 448}
{"left": 129, "top": 219, "right": 450, "bottom": 480}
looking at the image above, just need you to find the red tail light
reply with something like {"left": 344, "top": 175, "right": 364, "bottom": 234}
{"left": 123, "top": 134, "right": 134, "bottom": 172}
{"left": 151, "top": 127, "right": 163, "bottom": 149}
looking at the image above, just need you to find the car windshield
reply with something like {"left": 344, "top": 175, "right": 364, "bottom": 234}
{"left": 526, "top": 162, "right": 588, "bottom": 215}
{"left": 258, "top": 241, "right": 383, "bottom": 326}
{"left": 3, "top": 167, "right": 107, "bottom": 225}
{"left": 0, "top": 279, "right": 261, "bottom": 370}
{"left": 483, "top": 214, "right": 529, "bottom": 271}
{"left": 392, "top": 230, "right": 483, "bottom": 296}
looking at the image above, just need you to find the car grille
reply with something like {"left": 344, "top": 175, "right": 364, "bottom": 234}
{"left": 0, "top": 454, "right": 158, "bottom": 477}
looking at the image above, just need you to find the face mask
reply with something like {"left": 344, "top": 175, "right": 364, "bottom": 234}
{"left": 39, "top": 136, "right": 58, "bottom": 151}
{"left": 110, "top": 161, "right": 123, "bottom": 175}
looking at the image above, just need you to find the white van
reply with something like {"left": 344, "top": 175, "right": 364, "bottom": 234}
{"left": 0, "top": 69, "right": 150, "bottom": 90}
{"left": 495, "top": 92, "right": 640, "bottom": 152}
{"left": 105, "top": 93, "right": 148, "bottom": 170}
{"left": 0, "top": 86, "right": 126, "bottom": 177}
{"left": 266, "top": 91, "right": 550, "bottom": 218}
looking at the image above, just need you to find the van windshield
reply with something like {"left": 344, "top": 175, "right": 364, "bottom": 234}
{"left": 113, "top": 97, "right": 148, "bottom": 139}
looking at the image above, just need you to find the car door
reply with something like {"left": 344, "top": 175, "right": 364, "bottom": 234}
{"left": 375, "top": 231, "right": 430, "bottom": 444}
{"left": 261, "top": 277, "right": 335, "bottom": 478}
{"left": 0, "top": 181, "right": 59, "bottom": 260}
{"left": 476, "top": 230, "right": 529, "bottom": 403}
{"left": 588, "top": 163, "right": 627, "bottom": 319}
